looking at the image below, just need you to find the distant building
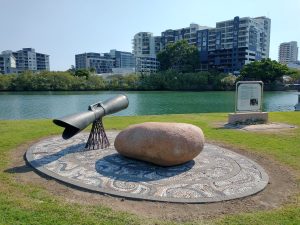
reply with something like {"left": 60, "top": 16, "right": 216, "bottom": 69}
{"left": 13, "top": 48, "right": 49, "bottom": 73}
{"left": 160, "top": 23, "right": 211, "bottom": 71}
{"left": 197, "top": 16, "right": 271, "bottom": 73}
{"left": 0, "top": 51, "right": 16, "bottom": 74}
{"left": 36, "top": 52, "right": 50, "bottom": 71}
{"left": 111, "top": 67, "right": 136, "bottom": 75}
{"left": 132, "top": 32, "right": 160, "bottom": 74}
{"left": 133, "top": 32, "right": 156, "bottom": 57}
{"left": 135, "top": 56, "right": 159, "bottom": 74}
{"left": 161, "top": 23, "right": 210, "bottom": 49}
{"left": 278, "top": 41, "right": 298, "bottom": 64}
{"left": 75, "top": 50, "right": 136, "bottom": 75}
{"left": 136, "top": 16, "right": 271, "bottom": 73}
{"left": 154, "top": 36, "right": 162, "bottom": 55}
{"left": 75, "top": 52, "right": 114, "bottom": 74}
{"left": 0, "top": 48, "right": 49, "bottom": 74}
{"left": 287, "top": 61, "right": 300, "bottom": 70}
{"left": 109, "top": 50, "right": 135, "bottom": 68}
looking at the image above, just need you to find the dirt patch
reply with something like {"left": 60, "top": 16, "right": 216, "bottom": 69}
{"left": 4, "top": 137, "right": 299, "bottom": 222}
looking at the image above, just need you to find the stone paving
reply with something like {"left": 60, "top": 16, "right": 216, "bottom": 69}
{"left": 26, "top": 131, "right": 269, "bottom": 203}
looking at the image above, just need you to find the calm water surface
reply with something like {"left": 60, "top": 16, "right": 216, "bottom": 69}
{"left": 0, "top": 91, "right": 298, "bottom": 119}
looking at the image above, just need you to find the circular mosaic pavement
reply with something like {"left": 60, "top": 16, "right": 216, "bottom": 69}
{"left": 26, "top": 131, "right": 268, "bottom": 203}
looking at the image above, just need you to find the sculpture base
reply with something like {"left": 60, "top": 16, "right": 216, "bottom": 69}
{"left": 26, "top": 132, "right": 269, "bottom": 203}
{"left": 228, "top": 112, "right": 268, "bottom": 125}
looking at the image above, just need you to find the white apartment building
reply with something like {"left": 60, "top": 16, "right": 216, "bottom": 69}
{"left": 0, "top": 51, "right": 16, "bottom": 74}
{"left": 132, "top": 32, "right": 159, "bottom": 74}
{"left": 278, "top": 41, "right": 298, "bottom": 64}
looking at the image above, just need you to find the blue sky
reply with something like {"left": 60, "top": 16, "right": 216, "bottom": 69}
{"left": 1, "top": 0, "right": 299, "bottom": 71}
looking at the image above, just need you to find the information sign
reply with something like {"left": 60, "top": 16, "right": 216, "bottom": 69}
{"left": 236, "top": 81, "right": 263, "bottom": 112}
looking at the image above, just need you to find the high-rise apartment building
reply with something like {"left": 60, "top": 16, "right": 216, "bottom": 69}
{"left": 75, "top": 52, "right": 114, "bottom": 74}
{"left": 133, "top": 32, "right": 156, "bottom": 57}
{"left": 198, "top": 16, "right": 271, "bottom": 72}
{"left": 0, "top": 48, "right": 49, "bottom": 74}
{"left": 161, "top": 23, "right": 210, "bottom": 49}
{"left": 278, "top": 41, "right": 298, "bottom": 64}
{"left": 137, "top": 16, "right": 271, "bottom": 73}
{"left": 0, "top": 51, "right": 16, "bottom": 74}
{"left": 132, "top": 32, "right": 160, "bottom": 74}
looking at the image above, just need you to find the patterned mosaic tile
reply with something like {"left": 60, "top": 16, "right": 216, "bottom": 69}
{"left": 26, "top": 132, "right": 268, "bottom": 203}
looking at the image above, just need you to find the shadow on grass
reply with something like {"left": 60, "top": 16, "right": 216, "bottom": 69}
{"left": 4, "top": 163, "right": 32, "bottom": 174}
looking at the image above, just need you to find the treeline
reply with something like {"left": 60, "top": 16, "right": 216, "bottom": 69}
{"left": 0, "top": 71, "right": 105, "bottom": 91}
{"left": 138, "top": 70, "right": 234, "bottom": 90}
{"left": 1, "top": 58, "right": 299, "bottom": 91}
{"left": 0, "top": 70, "right": 235, "bottom": 91}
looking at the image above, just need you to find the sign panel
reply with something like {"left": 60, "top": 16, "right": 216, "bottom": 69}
{"left": 236, "top": 81, "right": 263, "bottom": 112}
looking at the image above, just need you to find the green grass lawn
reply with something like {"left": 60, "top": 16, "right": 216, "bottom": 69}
{"left": 0, "top": 112, "right": 299, "bottom": 225}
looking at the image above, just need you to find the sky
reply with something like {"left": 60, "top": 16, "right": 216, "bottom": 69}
{"left": 1, "top": 0, "right": 300, "bottom": 71}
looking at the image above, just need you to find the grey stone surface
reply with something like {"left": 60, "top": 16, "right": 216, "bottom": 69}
{"left": 26, "top": 131, "right": 269, "bottom": 203}
{"left": 228, "top": 112, "right": 268, "bottom": 124}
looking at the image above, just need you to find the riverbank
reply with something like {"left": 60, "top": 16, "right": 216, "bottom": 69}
{"left": 0, "top": 112, "right": 299, "bottom": 224}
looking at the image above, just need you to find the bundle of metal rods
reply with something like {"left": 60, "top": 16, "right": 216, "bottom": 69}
{"left": 85, "top": 118, "right": 110, "bottom": 150}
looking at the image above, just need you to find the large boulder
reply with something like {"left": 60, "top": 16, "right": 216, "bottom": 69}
{"left": 114, "top": 122, "right": 205, "bottom": 166}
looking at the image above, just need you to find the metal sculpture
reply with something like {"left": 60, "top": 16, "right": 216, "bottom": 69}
{"left": 53, "top": 94, "right": 129, "bottom": 149}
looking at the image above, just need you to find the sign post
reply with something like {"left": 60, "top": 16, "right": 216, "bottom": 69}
{"left": 228, "top": 81, "right": 268, "bottom": 124}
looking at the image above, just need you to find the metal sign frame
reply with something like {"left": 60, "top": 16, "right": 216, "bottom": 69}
{"left": 235, "top": 81, "right": 264, "bottom": 113}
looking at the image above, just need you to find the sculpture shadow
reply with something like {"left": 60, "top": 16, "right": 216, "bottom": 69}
{"left": 25, "top": 143, "right": 86, "bottom": 168}
{"left": 4, "top": 143, "right": 86, "bottom": 175}
{"left": 4, "top": 161, "right": 33, "bottom": 174}
{"left": 95, "top": 153, "right": 195, "bottom": 182}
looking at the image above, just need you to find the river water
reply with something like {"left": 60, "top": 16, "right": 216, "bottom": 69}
{"left": 0, "top": 91, "right": 298, "bottom": 119}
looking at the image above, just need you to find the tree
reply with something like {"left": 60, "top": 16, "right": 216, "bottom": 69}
{"left": 239, "top": 59, "right": 290, "bottom": 84}
{"left": 89, "top": 67, "right": 96, "bottom": 75}
{"left": 221, "top": 74, "right": 237, "bottom": 86}
{"left": 74, "top": 69, "right": 90, "bottom": 79}
{"left": 67, "top": 65, "right": 76, "bottom": 75}
{"left": 0, "top": 74, "right": 15, "bottom": 90}
{"left": 221, "top": 74, "right": 237, "bottom": 90}
{"left": 85, "top": 75, "right": 105, "bottom": 90}
{"left": 157, "top": 40, "right": 200, "bottom": 73}
{"left": 289, "top": 68, "right": 300, "bottom": 83}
